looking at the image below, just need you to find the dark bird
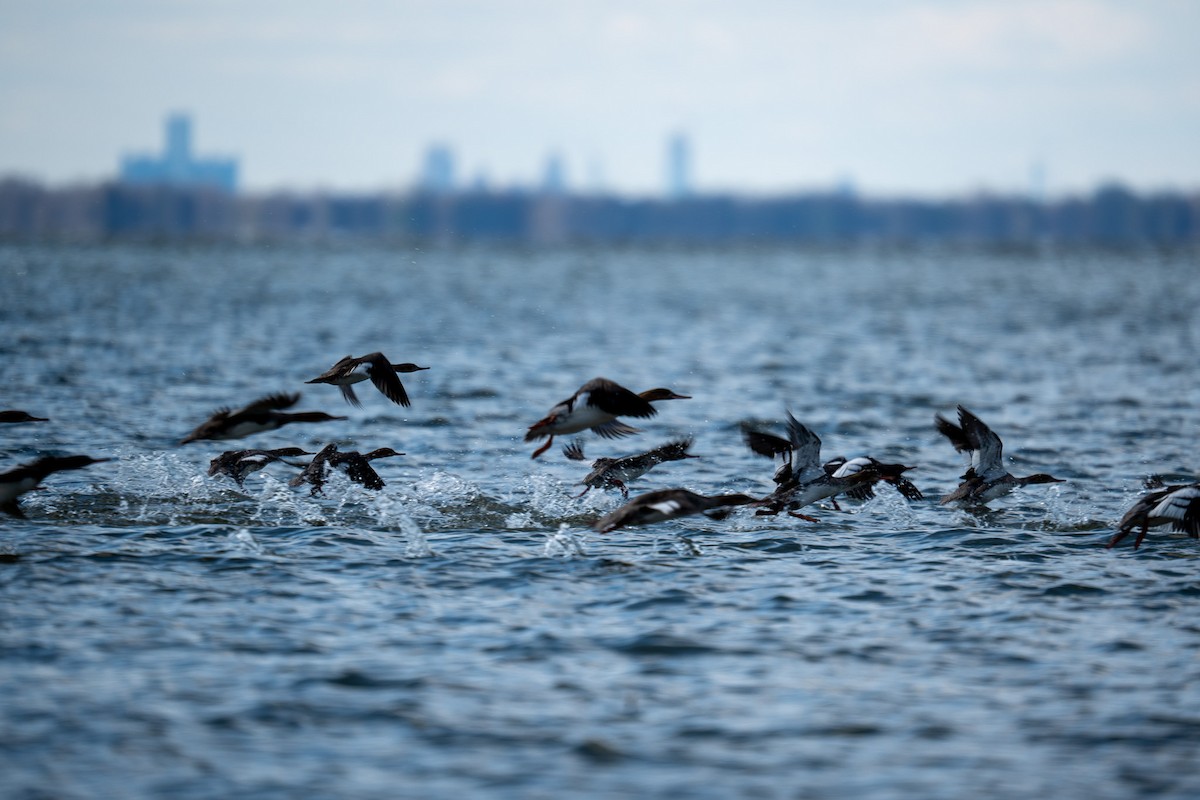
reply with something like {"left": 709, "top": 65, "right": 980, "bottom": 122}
{"left": 821, "top": 456, "right": 923, "bottom": 504}
{"left": 181, "top": 393, "right": 347, "bottom": 444}
{"left": 0, "top": 455, "right": 109, "bottom": 518}
{"left": 289, "top": 443, "right": 404, "bottom": 495}
{"left": 593, "top": 488, "right": 760, "bottom": 533}
{"left": 525, "top": 377, "right": 689, "bottom": 459}
{"left": 744, "top": 413, "right": 879, "bottom": 521}
{"left": 1108, "top": 481, "right": 1200, "bottom": 549}
{"left": 208, "top": 447, "right": 312, "bottom": 488}
{"left": 0, "top": 410, "right": 49, "bottom": 424}
{"left": 935, "top": 405, "right": 1063, "bottom": 505}
{"left": 305, "top": 353, "right": 429, "bottom": 408}
{"left": 563, "top": 437, "right": 698, "bottom": 498}
{"left": 745, "top": 428, "right": 921, "bottom": 506}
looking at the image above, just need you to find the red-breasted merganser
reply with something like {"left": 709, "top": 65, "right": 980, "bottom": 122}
{"left": 1108, "top": 480, "right": 1200, "bottom": 549}
{"left": 208, "top": 447, "right": 312, "bottom": 488}
{"left": 0, "top": 410, "right": 48, "bottom": 424}
{"left": 289, "top": 443, "right": 404, "bottom": 495}
{"left": 181, "top": 393, "right": 347, "bottom": 444}
{"left": 0, "top": 455, "right": 109, "bottom": 518}
{"left": 563, "top": 437, "right": 697, "bottom": 498}
{"left": 524, "top": 378, "right": 690, "bottom": 459}
{"left": 746, "top": 429, "right": 921, "bottom": 506}
{"left": 823, "top": 456, "right": 923, "bottom": 504}
{"left": 593, "top": 487, "right": 760, "bottom": 533}
{"left": 744, "top": 412, "right": 879, "bottom": 521}
{"left": 935, "top": 405, "right": 1063, "bottom": 505}
{"left": 305, "top": 353, "right": 429, "bottom": 408}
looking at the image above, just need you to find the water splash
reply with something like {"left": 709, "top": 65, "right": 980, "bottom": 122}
{"left": 544, "top": 523, "right": 588, "bottom": 557}
{"left": 368, "top": 491, "right": 432, "bottom": 557}
{"left": 227, "top": 527, "right": 263, "bottom": 555}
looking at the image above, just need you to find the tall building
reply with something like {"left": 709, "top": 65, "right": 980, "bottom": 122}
{"left": 420, "top": 144, "right": 456, "bottom": 192}
{"left": 1030, "top": 161, "right": 1047, "bottom": 204}
{"left": 541, "top": 152, "right": 567, "bottom": 195}
{"left": 666, "top": 132, "right": 691, "bottom": 199}
{"left": 120, "top": 114, "right": 238, "bottom": 193}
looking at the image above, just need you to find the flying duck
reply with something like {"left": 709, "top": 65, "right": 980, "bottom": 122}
{"left": 289, "top": 443, "right": 404, "bottom": 495}
{"left": 563, "top": 437, "right": 698, "bottom": 498}
{"left": 0, "top": 455, "right": 109, "bottom": 518}
{"left": 207, "top": 447, "right": 312, "bottom": 488}
{"left": 822, "top": 456, "right": 923, "bottom": 505}
{"left": 593, "top": 487, "right": 760, "bottom": 533}
{"left": 181, "top": 393, "right": 347, "bottom": 444}
{"left": 935, "top": 405, "right": 1063, "bottom": 505}
{"left": 1108, "top": 480, "right": 1200, "bottom": 549}
{"left": 746, "top": 429, "right": 921, "bottom": 506}
{"left": 745, "top": 413, "right": 879, "bottom": 521}
{"left": 524, "top": 378, "right": 689, "bottom": 459}
{"left": 305, "top": 353, "right": 429, "bottom": 408}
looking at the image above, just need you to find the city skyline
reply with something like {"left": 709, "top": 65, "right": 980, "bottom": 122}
{"left": 2, "top": 1, "right": 1199, "bottom": 197}
{"left": 120, "top": 114, "right": 238, "bottom": 193}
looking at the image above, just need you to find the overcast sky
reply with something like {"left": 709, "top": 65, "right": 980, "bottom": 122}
{"left": 1, "top": 0, "right": 1197, "bottom": 197}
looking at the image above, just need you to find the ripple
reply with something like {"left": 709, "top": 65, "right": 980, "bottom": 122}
{"left": 4, "top": 244, "right": 1200, "bottom": 800}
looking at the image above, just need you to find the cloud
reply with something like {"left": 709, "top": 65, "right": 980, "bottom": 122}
{"left": 0, "top": 0, "right": 1196, "bottom": 192}
{"left": 865, "top": 0, "right": 1152, "bottom": 73}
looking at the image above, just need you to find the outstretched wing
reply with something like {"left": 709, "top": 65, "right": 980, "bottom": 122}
{"left": 955, "top": 406, "right": 1004, "bottom": 479}
{"left": 365, "top": 353, "right": 412, "bottom": 407}
{"left": 785, "top": 412, "right": 823, "bottom": 477}
{"left": 744, "top": 429, "right": 793, "bottom": 460}
{"left": 1153, "top": 485, "right": 1200, "bottom": 537}
{"left": 562, "top": 440, "right": 589, "bottom": 462}
{"left": 937, "top": 405, "right": 1004, "bottom": 479}
{"left": 240, "top": 393, "right": 300, "bottom": 413}
{"left": 579, "top": 378, "right": 657, "bottom": 419}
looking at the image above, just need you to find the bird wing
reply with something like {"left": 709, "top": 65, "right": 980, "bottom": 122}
{"left": 643, "top": 438, "right": 694, "bottom": 462}
{"left": 1153, "top": 485, "right": 1200, "bottom": 536}
{"left": 340, "top": 454, "right": 386, "bottom": 490}
{"left": 956, "top": 406, "right": 1005, "bottom": 479}
{"left": 744, "top": 429, "right": 793, "bottom": 460}
{"left": 785, "top": 412, "right": 823, "bottom": 477}
{"left": 365, "top": 354, "right": 412, "bottom": 407}
{"left": 935, "top": 413, "right": 971, "bottom": 452}
{"left": 338, "top": 383, "right": 363, "bottom": 407}
{"left": 240, "top": 393, "right": 300, "bottom": 413}
{"left": 937, "top": 406, "right": 1005, "bottom": 479}
{"left": 892, "top": 477, "right": 924, "bottom": 501}
{"left": 579, "top": 378, "right": 657, "bottom": 418}
{"left": 590, "top": 420, "right": 642, "bottom": 439}
{"left": 291, "top": 444, "right": 338, "bottom": 490}
{"left": 562, "top": 440, "right": 588, "bottom": 461}
{"left": 829, "top": 457, "right": 870, "bottom": 479}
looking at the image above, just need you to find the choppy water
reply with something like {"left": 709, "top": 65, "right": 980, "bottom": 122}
{"left": 2, "top": 242, "right": 1199, "bottom": 799}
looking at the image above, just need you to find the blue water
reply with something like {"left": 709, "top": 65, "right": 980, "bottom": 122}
{"left": 2, "top": 243, "right": 1199, "bottom": 799}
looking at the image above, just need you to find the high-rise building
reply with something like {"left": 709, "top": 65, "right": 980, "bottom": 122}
{"left": 420, "top": 144, "right": 456, "bottom": 192}
{"left": 1030, "top": 161, "right": 1047, "bottom": 204}
{"left": 541, "top": 152, "right": 567, "bottom": 195}
{"left": 666, "top": 133, "right": 691, "bottom": 199}
{"left": 120, "top": 113, "right": 238, "bottom": 193}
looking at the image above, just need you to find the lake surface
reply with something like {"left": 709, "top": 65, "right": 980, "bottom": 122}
{"left": 2, "top": 242, "right": 1199, "bottom": 799}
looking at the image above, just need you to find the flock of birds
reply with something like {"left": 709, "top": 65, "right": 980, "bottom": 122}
{"left": 2, "top": 357, "right": 1198, "bottom": 551}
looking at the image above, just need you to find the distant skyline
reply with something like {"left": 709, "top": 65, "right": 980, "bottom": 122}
{"left": 2, "top": 1, "right": 1198, "bottom": 197}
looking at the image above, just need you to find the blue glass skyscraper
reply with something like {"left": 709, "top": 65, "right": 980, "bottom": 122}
{"left": 666, "top": 133, "right": 691, "bottom": 199}
{"left": 120, "top": 114, "right": 238, "bottom": 193}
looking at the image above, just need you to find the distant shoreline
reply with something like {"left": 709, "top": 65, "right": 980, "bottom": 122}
{"left": 1, "top": 178, "right": 1195, "bottom": 247}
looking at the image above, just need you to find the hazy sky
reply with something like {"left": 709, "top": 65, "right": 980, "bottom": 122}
{"left": 2, "top": 0, "right": 1197, "bottom": 196}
